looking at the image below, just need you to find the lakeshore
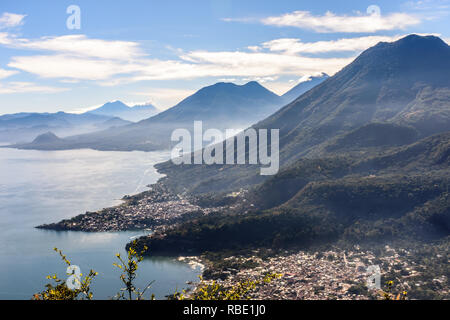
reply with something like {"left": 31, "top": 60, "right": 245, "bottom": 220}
{"left": 0, "top": 148, "right": 201, "bottom": 299}
{"left": 37, "top": 184, "right": 224, "bottom": 233}
{"left": 35, "top": 176, "right": 450, "bottom": 300}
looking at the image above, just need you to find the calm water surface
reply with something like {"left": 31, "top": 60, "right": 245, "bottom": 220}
{"left": 0, "top": 148, "right": 200, "bottom": 299}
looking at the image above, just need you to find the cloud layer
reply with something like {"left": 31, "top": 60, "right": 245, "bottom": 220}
{"left": 0, "top": 8, "right": 440, "bottom": 99}
{"left": 0, "top": 34, "right": 144, "bottom": 60}
{"left": 3, "top": 33, "right": 358, "bottom": 85}
{"left": 261, "top": 10, "right": 421, "bottom": 33}
{"left": 4, "top": 32, "right": 433, "bottom": 89}
{"left": 262, "top": 36, "right": 403, "bottom": 54}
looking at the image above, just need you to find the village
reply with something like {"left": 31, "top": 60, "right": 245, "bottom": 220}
{"left": 181, "top": 245, "right": 449, "bottom": 300}
{"left": 36, "top": 185, "right": 220, "bottom": 232}
{"left": 36, "top": 185, "right": 449, "bottom": 300}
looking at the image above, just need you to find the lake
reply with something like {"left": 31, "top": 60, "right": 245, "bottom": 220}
{"left": 0, "top": 148, "right": 201, "bottom": 300}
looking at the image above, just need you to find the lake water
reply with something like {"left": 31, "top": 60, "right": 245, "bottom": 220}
{"left": 0, "top": 148, "right": 201, "bottom": 300}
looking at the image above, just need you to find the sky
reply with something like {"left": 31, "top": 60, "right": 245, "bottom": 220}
{"left": 0, "top": 0, "right": 449, "bottom": 114}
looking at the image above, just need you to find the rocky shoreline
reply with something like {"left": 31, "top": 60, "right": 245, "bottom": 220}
{"left": 36, "top": 184, "right": 223, "bottom": 232}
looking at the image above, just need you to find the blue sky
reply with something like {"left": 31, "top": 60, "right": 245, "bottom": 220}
{"left": 0, "top": 0, "right": 449, "bottom": 114}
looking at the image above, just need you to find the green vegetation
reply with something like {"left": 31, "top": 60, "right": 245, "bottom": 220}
{"left": 33, "top": 244, "right": 281, "bottom": 300}
{"left": 34, "top": 242, "right": 156, "bottom": 300}
{"left": 325, "top": 123, "right": 419, "bottom": 151}
{"left": 33, "top": 35, "right": 450, "bottom": 301}
{"left": 380, "top": 281, "right": 408, "bottom": 300}
{"left": 135, "top": 175, "right": 449, "bottom": 254}
{"left": 33, "top": 248, "right": 97, "bottom": 300}
{"left": 113, "top": 240, "right": 155, "bottom": 300}
{"left": 175, "top": 273, "right": 281, "bottom": 300}
{"left": 382, "top": 241, "right": 449, "bottom": 300}
{"left": 157, "top": 36, "right": 450, "bottom": 195}
{"left": 132, "top": 130, "right": 450, "bottom": 301}
{"left": 137, "top": 130, "right": 450, "bottom": 258}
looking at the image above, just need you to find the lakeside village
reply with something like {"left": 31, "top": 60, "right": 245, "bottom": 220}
{"left": 37, "top": 184, "right": 223, "bottom": 233}
{"left": 180, "top": 246, "right": 448, "bottom": 300}
{"left": 37, "top": 185, "right": 449, "bottom": 300}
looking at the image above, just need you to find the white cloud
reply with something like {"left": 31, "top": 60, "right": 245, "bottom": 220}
{"left": 8, "top": 54, "right": 140, "bottom": 80}
{"left": 297, "top": 74, "right": 314, "bottom": 84}
{"left": 0, "top": 68, "right": 18, "bottom": 79}
{"left": 247, "top": 46, "right": 261, "bottom": 52}
{"left": 179, "top": 50, "right": 355, "bottom": 77}
{"left": 0, "top": 32, "right": 12, "bottom": 44}
{"left": 6, "top": 46, "right": 354, "bottom": 84}
{"left": 242, "top": 76, "right": 279, "bottom": 83}
{"left": 405, "top": 0, "right": 450, "bottom": 10}
{"left": 1, "top": 34, "right": 144, "bottom": 60}
{"left": 261, "top": 10, "right": 421, "bottom": 33}
{"left": 403, "top": 0, "right": 450, "bottom": 18}
{"left": 59, "top": 79, "right": 81, "bottom": 84}
{"left": 262, "top": 33, "right": 442, "bottom": 54}
{"left": 0, "top": 81, "right": 68, "bottom": 94}
{"left": 1, "top": 17, "right": 424, "bottom": 89}
{"left": 0, "top": 11, "right": 422, "bottom": 87}
{"left": 1, "top": 32, "right": 148, "bottom": 83}
{"left": 0, "top": 13, "right": 26, "bottom": 29}
{"left": 218, "top": 78, "right": 237, "bottom": 82}
{"left": 262, "top": 36, "right": 402, "bottom": 54}
{"left": 264, "top": 72, "right": 329, "bottom": 95}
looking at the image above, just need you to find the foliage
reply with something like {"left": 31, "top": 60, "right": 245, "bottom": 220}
{"left": 175, "top": 273, "right": 281, "bottom": 300}
{"left": 138, "top": 173, "right": 449, "bottom": 255}
{"left": 34, "top": 244, "right": 281, "bottom": 301}
{"left": 33, "top": 248, "right": 97, "bottom": 300}
{"left": 113, "top": 240, "right": 155, "bottom": 300}
{"left": 380, "top": 281, "right": 408, "bottom": 300}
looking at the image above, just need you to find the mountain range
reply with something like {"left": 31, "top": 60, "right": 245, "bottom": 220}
{"left": 0, "top": 111, "right": 131, "bottom": 144}
{"left": 0, "top": 101, "right": 161, "bottom": 144}
{"left": 13, "top": 81, "right": 292, "bottom": 151}
{"left": 156, "top": 35, "right": 450, "bottom": 194}
{"left": 87, "top": 101, "right": 159, "bottom": 122}
{"left": 28, "top": 34, "right": 450, "bottom": 275}
{"left": 131, "top": 35, "right": 450, "bottom": 260}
